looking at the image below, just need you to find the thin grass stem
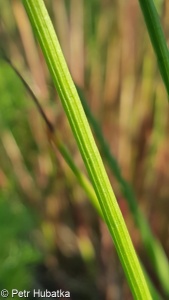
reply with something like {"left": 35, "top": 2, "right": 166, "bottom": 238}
{"left": 137, "top": 0, "right": 169, "bottom": 96}
{"left": 22, "top": 1, "right": 152, "bottom": 298}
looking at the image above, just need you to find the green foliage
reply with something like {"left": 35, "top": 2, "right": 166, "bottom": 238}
{"left": 0, "top": 63, "right": 26, "bottom": 128}
{"left": 0, "top": 61, "right": 39, "bottom": 173}
{"left": 0, "top": 189, "right": 40, "bottom": 293}
{"left": 0, "top": 59, "right": 41, "bottom": 297}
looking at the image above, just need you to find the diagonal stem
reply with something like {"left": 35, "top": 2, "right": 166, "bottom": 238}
{"left": 137, "top": 0, "right": 169, "bottom": 96}
{"left": 22, "top": 0, "right": 152, "bottom": 298}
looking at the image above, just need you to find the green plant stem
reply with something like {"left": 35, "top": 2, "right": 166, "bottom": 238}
{"left": 22, "top": 0, "right": 152, "bottom": 298}
{"left": 137, "top": 0, "right": 169, "bottom": 96}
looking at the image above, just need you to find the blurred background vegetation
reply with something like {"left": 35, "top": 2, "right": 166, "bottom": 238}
{"left": 0, "top": 0, "right": 169, "bottom": 299}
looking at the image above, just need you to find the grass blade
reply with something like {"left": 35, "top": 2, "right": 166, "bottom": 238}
{"left": 22, "top": 0, "right": 152, "bottom": 298}
{"left": 137, "top": 0, "right": 169, "bottom": 96}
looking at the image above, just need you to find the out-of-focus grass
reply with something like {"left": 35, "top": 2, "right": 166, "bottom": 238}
{"left": 0, "top": 0, "right": 169, "bottom": 299}
{"left": 0, "top": 62, "right": 41, "bottom": 295}
{"left": 0, "top": 189, "right": 41, "bottom": 297}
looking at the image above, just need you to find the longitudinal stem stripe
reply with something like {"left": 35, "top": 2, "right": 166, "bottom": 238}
{"left": 138, "top": 0, "right": 169, "bottom": 96}
{"left": 22, "top": 0, "right": 152, "bottom": 299}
